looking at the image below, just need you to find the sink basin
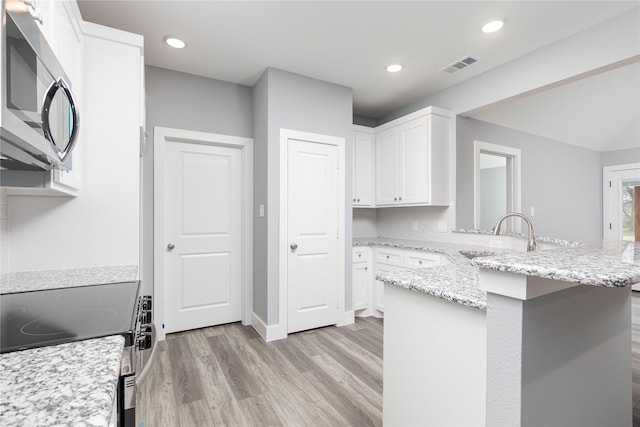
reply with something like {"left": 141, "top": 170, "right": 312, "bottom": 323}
{"left": 459, "top": 250, "right": 496, "bottom": 260}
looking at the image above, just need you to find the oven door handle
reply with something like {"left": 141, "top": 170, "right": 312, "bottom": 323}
{"left": 135, "top": 322, "right": 157, "bottom": 386}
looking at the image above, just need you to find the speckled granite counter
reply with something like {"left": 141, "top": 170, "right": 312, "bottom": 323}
{"left": 471, "top": 242, "right": 640, "bottom": 287}
{"left": 356, "top": 236, "right": 640, "bottom": 311}
{"left": 0, "top": 335, "right": 124, "bottom": 426}
{"left": 355, "top": 237, "right": 491, "bottom": 310}
{"left": 0, "top": 265, "right": 138, "bottom": 294}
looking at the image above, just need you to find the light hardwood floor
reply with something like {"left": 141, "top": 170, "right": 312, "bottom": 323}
{"left": 139, "top": 293, "right": 640, "bottom": 426}
{"left": 136, "top": 316, "right": 383, "bottom": 426}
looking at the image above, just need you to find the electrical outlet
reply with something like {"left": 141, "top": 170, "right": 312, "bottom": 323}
{"left": 530, "top": 206, "right": 535, "bottom": 217}
{"left": 437, "top": 221, "right": 447, "bottom": 232}
{"left": 259, "top": 205, "right": 265, "bottom": 217}
{"left": 412, "top": 221, "right": 419, "bottom": 231}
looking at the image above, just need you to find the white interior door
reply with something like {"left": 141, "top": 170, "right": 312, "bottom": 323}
{"left": 164, "top": 141, "right": 242, "bottom": 333}
{"left": 604, "top": 165, "right": 640, "bottom": 242}
{"left": 287, "top": 138, "right": 339, "bottom": 333}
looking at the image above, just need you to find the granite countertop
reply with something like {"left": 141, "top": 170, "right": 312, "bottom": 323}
{"left": 471, "top": 242, "right": 640, "bottom": 287}
{"left": 0, "top": 335, "right": 124, "bottom": 427}
{"left": 0, "top": 265, "right": 138, "bottom": 294}
{"left": 355, "top": 237, "right": 492, "bottom": 310}
{"left": 355, "top": 236, "right": 640, "bottom": 311}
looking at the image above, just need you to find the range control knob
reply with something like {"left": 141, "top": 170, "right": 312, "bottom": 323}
{"left": 140, "top": 311, "right": 152, "bottom": 324}
{"left": 141, "top": 295, "right": 152, "bottom": 311}
{"left": 137, "top": 335, "right": 152, "bottom": 351}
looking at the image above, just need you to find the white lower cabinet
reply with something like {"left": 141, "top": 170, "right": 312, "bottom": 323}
{"left": 352, "top": 247, "right": 372, "bottom": 314}
{"left": 374, "top": 263, "right": 406, "bottom": 313}
{"left": 352, "top": 245, "right": 447, "bottom": 318}
{"left": 353, "top": 261, "right": 371, "bottom": 311}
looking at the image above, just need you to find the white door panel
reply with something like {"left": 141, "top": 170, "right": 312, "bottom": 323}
{"left": 375, "top": 129, "right": 398, "bottom": 205}
{"left": 165, "top": 142, "right": 242, "bottom": 333}
{"left": 287, "top": 139, "right": 339, "bottom": 333}
{"left": 399, "top": 119, "right": 429, "bottom": 204}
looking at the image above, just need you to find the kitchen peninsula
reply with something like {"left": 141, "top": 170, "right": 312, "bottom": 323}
{"left": 370, "top": 234, "right": 640, "bottom": 427}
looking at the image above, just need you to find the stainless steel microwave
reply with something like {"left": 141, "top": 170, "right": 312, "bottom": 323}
{"left": 0, "top": 0, "right": 79, "bottom": 171}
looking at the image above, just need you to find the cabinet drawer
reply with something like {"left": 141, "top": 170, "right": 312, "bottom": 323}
{"left": 406, "top": 252, "right": 441, "bottom": 269}
{"left": 352, "top": 247, "right": 371, "bottom": 263}
{"left": 375, "top": 248, "right": 404, "bottom": 266}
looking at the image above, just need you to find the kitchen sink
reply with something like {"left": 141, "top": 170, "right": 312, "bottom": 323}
{"left": 459, "top": 250, "right": 496, "bottom": 260}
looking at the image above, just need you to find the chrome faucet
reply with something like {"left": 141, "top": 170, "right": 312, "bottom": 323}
{"left": 492, "top": 212, "right": 537, "bottom": 252}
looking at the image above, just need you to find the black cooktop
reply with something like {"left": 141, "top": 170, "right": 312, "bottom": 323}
{"left": 0, "top": 281, "right": 140, "bottom": 353}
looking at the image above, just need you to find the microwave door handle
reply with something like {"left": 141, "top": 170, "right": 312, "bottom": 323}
{"left": 41, "top": 77, "right": 80, "bottom": 162}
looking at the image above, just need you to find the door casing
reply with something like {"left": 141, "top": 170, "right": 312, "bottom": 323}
{"left": 603, "top": 162, "right": 640, "bottom": 241}
{"left": 153, "top": 126, "right": 253, "bottom": 341}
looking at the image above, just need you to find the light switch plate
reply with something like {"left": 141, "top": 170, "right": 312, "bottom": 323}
{"left": 259, "top": 204, "right": 265, "bottom": 217}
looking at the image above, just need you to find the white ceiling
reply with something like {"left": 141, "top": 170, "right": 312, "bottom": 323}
{"left": 77, "top": 1, "right": 639, "bottom": 150}
{"left": 464, "top": 61, "right": 640, "bottom": 152}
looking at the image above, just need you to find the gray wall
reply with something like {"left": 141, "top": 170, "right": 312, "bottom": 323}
{"left": 253, "top": 68, "right": 353, "bottom": 325}
{"left": 252, "top": 71, "right": 269, "bottom": 322}
{"left": 601, "top": 147, "right": 640, "bottom": 167}
{"left": 143, "top": 66, "right": 253, "bottom": 296}
{"left": 457, "top": 117, "right": 602, "bottom": 239}
{"left": 486, "top": 285, "right": 631, "bottom": 426}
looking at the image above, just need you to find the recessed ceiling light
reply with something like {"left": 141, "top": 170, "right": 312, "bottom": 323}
{"left": 482, "top": 19, "right": 505, "bottom": 33}
{"left": 386, "top": 64, "right": 403, "bottom": 73}
{"left": 163, "top": 35, "right": 186, "bottom": 49}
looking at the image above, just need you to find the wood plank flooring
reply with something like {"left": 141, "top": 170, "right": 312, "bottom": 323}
{"left": 138, "top": 292, "right": 640, "bottom": 426}
{"left": 136, "top": 317, "right": 383, "bottom": 427}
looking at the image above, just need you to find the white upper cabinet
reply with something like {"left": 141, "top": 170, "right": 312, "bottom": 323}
{"left": 375, "top": 107, "right": 451, "bottom": 207}
{"left": 352, "top": 126, "right": 375, "bottom": 207}
{"left": 374, "top": 127, "right": 397, "bottom": 206}
{"left": 50, "top": 0, "right": 84, "bottom": 194}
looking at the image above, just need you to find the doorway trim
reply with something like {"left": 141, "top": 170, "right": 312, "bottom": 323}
{"left": 602, "top": 162, "right": 640, "bottom": 241}
{"left": 276, "top": 128, "right": 347, "bottom": 341}
{"left": 153, "top": 126, "right": 253, "bottom": 341}
{"left": 473, "top": 141, "right": 522, "bottom": 232}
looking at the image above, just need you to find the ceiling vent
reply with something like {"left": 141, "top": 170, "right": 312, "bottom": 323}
{"left": 441, "top": 56, "right": 478, "bottom": 74}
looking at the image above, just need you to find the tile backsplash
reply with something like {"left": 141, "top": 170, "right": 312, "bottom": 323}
{"left": 353, "top": 208, "right": 378, "bottom": 237}
{"left": 353, "top": 204, "right": 456, "bottom": 241}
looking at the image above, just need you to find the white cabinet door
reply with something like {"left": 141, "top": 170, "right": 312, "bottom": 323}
{"left": 375, "top": 128, "right": 398, "bottom": 206}
{"left": 353, "top": 262, "right": 370, "bottom": 311}
{"left": 374, "top": 264, "right": 405, "bottom": 313}
{"left": 34, "top": 1, "right": 55, "bottom": 47}
{"left": 372, "top": 107, "right": 451, "bottom": 207}
{"left": 398, "top": 117, "right": 430, "bottom": 205}
{"left": 50, "top": 1, "right": 83, "bottom": 193}
{"left": 353, "top": 129, "right": 375, "bottom": 207}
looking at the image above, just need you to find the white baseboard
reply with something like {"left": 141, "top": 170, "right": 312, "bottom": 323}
{"left": 338, "top": 310, "right": 355, "bottom": 326}
{"left": 251, "top": 312, "right": 287, "bottom": 342}
{"left": 356, "top": 309, "right": 384, "bottom": 319}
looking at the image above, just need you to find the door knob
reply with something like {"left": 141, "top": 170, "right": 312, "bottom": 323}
{"left": 290, "top": 243, "right": 298, "bottom": 250}
{"left": 167, "top": 243, "right": 175, "bottom": 251}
